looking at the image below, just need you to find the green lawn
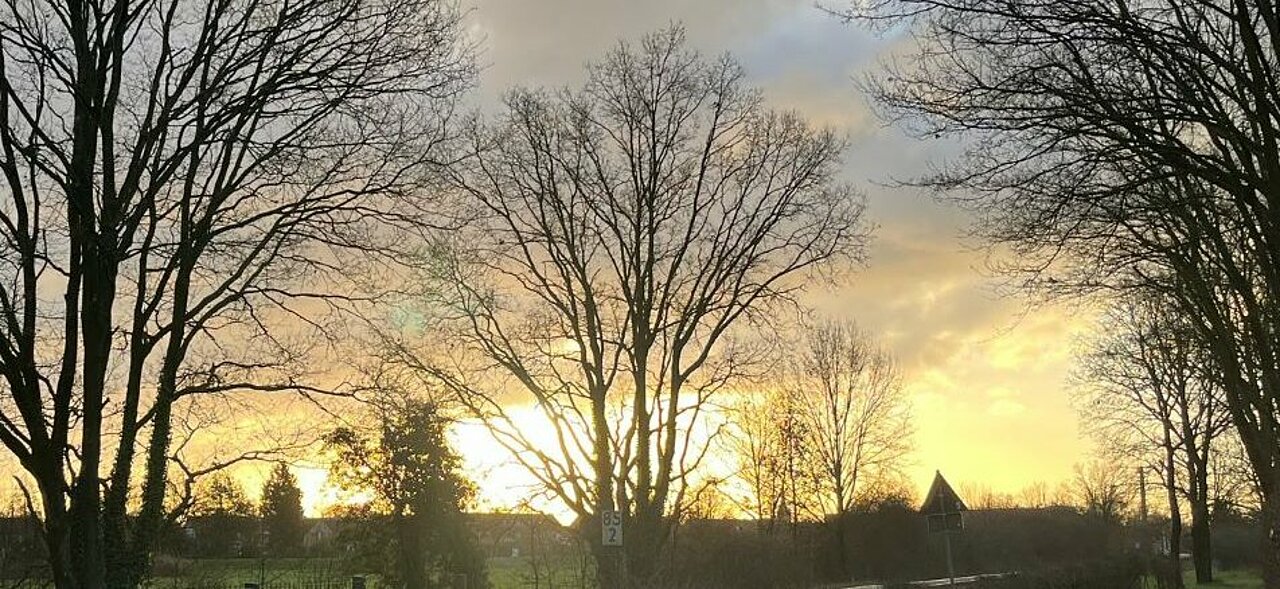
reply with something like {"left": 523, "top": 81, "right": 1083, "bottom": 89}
{"left": 148, "top": 557, "right": 376, "bottom": 587}
{"left": 486, "top": 557, "right": 526, "bottom": 588}
{"left": 144, "top": 555, "right": 574, "bottom": 589}
{"left": 486, "top": 555, "right": 592, "bottom": 589}
{"left": 152, "top": 556, "right": 581, "bottom": 589}
{"left": 1184, "top": 569, "right": 1264, "bottom": 588}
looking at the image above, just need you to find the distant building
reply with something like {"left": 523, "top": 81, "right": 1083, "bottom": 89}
{"left": 303, "top": 518, "right": 341, "bottom": 550}
{"left": 466, "top": 512, "right": 573, "bottom": 558}
{"left": 177, "top": 512, "right": 575, "bottom": 559}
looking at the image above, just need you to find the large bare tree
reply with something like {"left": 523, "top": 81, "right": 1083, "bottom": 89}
{"left": 406, "top": 27, "right": 867, "bottom": 588}
{"left": 1077, "top": 295, "right": 1232, "bottom": 585}
{"left": 846, "top": 0, "right": 1280, "bottom": 582}
{"left": 0, "top": 0, "right": 472, "bottom": 584}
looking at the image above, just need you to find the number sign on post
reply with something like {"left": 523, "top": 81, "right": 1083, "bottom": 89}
{"left": 602, "top": 510, "right": 623, "bottom": 547}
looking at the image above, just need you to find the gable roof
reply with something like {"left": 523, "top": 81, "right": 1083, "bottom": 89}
{"left": 919, "top": 471, "right": 968, "bottom": 515}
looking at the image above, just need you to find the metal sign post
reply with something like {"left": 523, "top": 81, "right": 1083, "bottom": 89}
{"left": 920, "top": 471, "right": 968, "bottom": 586}
{"left": 944, "top": 531, "right": 955, "bottom": 585}
{"left": 601, "top": 509, "right": 625, "bottom": 589}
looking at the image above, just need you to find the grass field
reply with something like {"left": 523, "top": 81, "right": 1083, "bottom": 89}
{"left": 10, "top": 557, "right": 1260, "bottom": 589}
{"left": 1184, "top": 569, "right": 1264, "bottom": 588}
{"left": 486, "top": 555, "right": 592, "bottom": 589}
{"left": 1142, "top": 568, "right": 1266, "bottom": 589}
{"left": 148, "top": 557, "right": 373, "bottom": 588}
{"left": 150, "top": 556, "right": 577, "bottom": 589}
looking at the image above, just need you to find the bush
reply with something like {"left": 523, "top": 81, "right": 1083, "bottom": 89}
{"left": 1213, "top": 515, "right": 1265, "bottom": 571}
{"left": 974, "top": 559, "right": 1146, "bottom": 589}
{"left": 665, "top": 521, "right": 816, "bottom": 589}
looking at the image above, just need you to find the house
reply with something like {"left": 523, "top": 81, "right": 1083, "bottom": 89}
{"left": 465, "top": 513, "right": 574, "bottom": 558}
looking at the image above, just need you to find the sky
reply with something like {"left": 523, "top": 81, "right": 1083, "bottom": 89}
{"left": 416, "top": 0, "right": 1097, "bottom": 515}
{"left": 231, "top": 0, "right": 1102, "bottom": 518}
{"left": 0, "top": 0, "right": 1118, "bottom": 526}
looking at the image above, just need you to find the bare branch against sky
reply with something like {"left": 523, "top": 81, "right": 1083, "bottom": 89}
{"left": 5, "top": 0, "right": 1280, "bottom": 586}
{"left": 0, "top": 0, "right": 473, "bottom": 583}
{"left": 390, "top": 26, "right": 867, "bottom": 587}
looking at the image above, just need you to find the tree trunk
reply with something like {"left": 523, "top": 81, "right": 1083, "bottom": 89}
{"left": 1163, "top": 444, "right": 1185, "bottom": 589}
{"left": 1259, "top": 496, "right": 1280, "bottom": 589}
{"left": 37, "top": 476, "right": 75, "bottom": 589}
{"left": 1189, "top": 501, "right": 1212, "bottom": 583}
{"left": 834, "top": 516, "right": 852, "bottom": 582}
{"left": 589, "top": 522, "right": 623, "bottom": 589}
{"left": 71, "top": 257, "right": 117, "bottom": 589}
{"left": 103, "top": 338, "right": 155, "bottom": 589}
{"left": 623, "top": 518, "right": 648, "bottom": 588}
{"left": 1166, "top": 487, "right": 1184, "bottom": 589}
{"left": 591, "top": 387, "right": 621, "bottom": 589}
{"left": 396, "top": 512, "right": 427, "bottom": 589}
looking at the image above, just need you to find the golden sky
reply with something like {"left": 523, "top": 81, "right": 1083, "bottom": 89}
{"left": 454, "top": 0, "right": 1095, "bottom": 506}
{"left": 198, "top": 0, "right": 1102, "bottom": 520}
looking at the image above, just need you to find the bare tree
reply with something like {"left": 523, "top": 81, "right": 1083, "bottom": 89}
{"left": 845, "top": 0, "right": 1280, "bottom": 583}
{"left": 726, "top": 322, "right": 910, "bottom": 581}
{"left": 1069, "top": 459, "right": 1135, "bottom": 527}
{"left": 792, "top": 321, "right": 910, "bottom": 518}
{"left": 1209, "top": 434, "right": 1263, "bottom": 518}
{"left": 788, "top": 319, "right": 910, "bottom": 580}
{"left": 960, "top": 483, "right": 1017, "bottom": 510}
{"left": 1077, "top": 295, "right": 1232, "bottom": 584}
{"left": 726, "top": 389, "right": 810, "bottom": 531}
{"left": 1015, "top": 482, "right": 1053, "bottom": 509}
{"left": 403, "top": 26, "right": 867, "bottom": 588}
{"left": 0, "top": 0, "right": 472, "bottom": 584}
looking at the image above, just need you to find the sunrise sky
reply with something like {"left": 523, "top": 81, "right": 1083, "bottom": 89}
{"left": 236, "top": 0, "right": 1101, "bottom": 519}
{"left": 452, "top": 0, "right": 1094, "bottom": 505}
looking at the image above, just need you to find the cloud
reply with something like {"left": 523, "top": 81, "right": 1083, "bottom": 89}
{"left": 469, "top": 0, "right": 802, "bottom": 97}
{"left": 987, "top": 399, "right": 1027, "bottom": 417}
{"left": 457, "top": 0, "right": 1092, "bottom": 504}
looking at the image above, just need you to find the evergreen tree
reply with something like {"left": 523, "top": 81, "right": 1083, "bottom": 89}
{"left": 326, "top": 399, "right": 487, "bottom": 589}
{"left": 190, "top": 474, "right": 255, "bottom": 557}
{"left": 260, "top": 463, "right": 306, "bottom": 556}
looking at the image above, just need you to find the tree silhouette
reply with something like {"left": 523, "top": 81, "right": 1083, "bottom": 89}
{"left": 325, "top": 399, "right": 486, "bottom": 589}
{"left": 260, "top": 464, "right": 306, "bottom": 557}
{"left": 727, "top": 388, "right": 813, "bottom": 533}
{"left": 849, "top": 0, "right": 1280, "bottom": 582}
{"left": 0, "top": 0, "right": 473, "bottom": 583}
{"left": 1077, "top": 294, "right": 1232, "bottom": 584}
{"left": 1069, "top": 460, "right": 1134, "bottom": 527}
{"left": 188, "top": 474, "right": 255, "bottom": 557}
{"left": 728, "top": 321, "right": 911, "bottom": 581}
{"left": 402, "top": 26, "right": 868, "bottom": 587}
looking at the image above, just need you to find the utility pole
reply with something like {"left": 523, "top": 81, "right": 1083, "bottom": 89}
{"left": 1139, "top": 466, "right": 1149, "bottom": 522}
{"left": 1137, "top": 466, "right": 1151, "bottom": 560}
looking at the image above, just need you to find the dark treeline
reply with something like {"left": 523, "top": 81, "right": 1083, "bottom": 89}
{"left": 0, "top": 471, "right": 1269, "bottom": 587}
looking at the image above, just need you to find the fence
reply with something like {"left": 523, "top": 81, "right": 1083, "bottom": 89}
{"left": 238, "top": 580, "right": 368, "bottom": 589}
{"left": 142, "top": 576, "right": 375, "bottom": 589}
